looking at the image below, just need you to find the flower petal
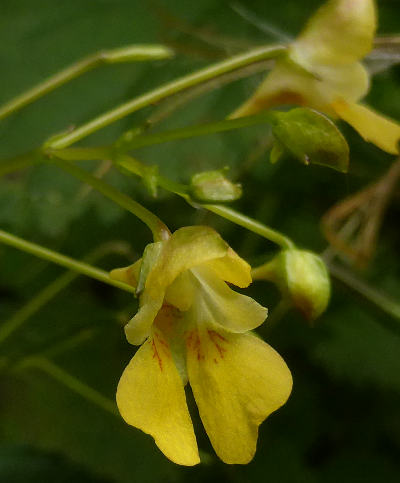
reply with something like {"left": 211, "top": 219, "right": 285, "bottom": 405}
{"left": 124, "top": 295, "right": 163, "bottom": 345}
{"left": 125, "top": 226, "right": 229, "bottom": 345}
{"left": 109, "top": 259, "right": 142, "bottom": 289}
{"left": 186, "top": 330, "right": 292, "bottom": 464}
{"left": 117, "top": 329, "right": 199, "bottom": 466}
{"left": 332, "top": 99, "right": 400, "bottom": 154}
{"left": 165, "top": 271, "right": 195, "bottom": 311}
{"left": 230, "top": 61, "right": 314, "bottom": 118}
{"left": 146, "top": 226, "right": 229, "bottom": 293}
{"left": 231, "top": 58, "right": 369, "bottom": 120}
{"left": 191, "top": 266, "right": 268, "bottom": 333}
{"left": 203, "top": 247, "right": 252, "bottom": 288}
{"left": 293, "top": 0, "right": 376, "bottom": 66}
{"left": 315, "top": 61, "right": 369, "bottom": 105}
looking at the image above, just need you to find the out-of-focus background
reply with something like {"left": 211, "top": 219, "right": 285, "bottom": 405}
{"left": 1, "top": 1, "right": 400, "bottom": 481}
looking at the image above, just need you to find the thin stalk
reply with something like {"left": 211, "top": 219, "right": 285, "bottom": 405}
{"left": 0, "top": 270, "right": 78, "bottom": 345}
{"left": 0, "top": 229, "right": 135, "bottom": 294}
{"left": 39, "top": 329, "right": 97, "bottom": 360}
{"left": 47, "top": 111, "right": 276, "bottom": 162}
{"left": 47, "top": 45, "right": 286, "bottom": 149}
{"left": 0, "top": 45, "right": 173, "bottom": 121}
{"left": 328, "top": 262, "right": 400, "bottom": 325}
{"left": 52, "top": 158, "right": 170, "bottom": 241}
{"left": 0, "top": 151, "right": 41, "bottom": 177}
{"left": 203, "top": 204, "right": 295, "bottom": 249}
{"left": 111, "top": 154, "right": 295, "bottom": 249}
{"left": 16, "top": 357, "right": 118, "bottom": 416}
{"left": 0, "top": 241, "right": 133, "bottom": 345}
{"left": 100, "top": 151, "right": 293, "bottom": 248}
{"left": 115, "top": 112, "right": 275, "bottom": 151}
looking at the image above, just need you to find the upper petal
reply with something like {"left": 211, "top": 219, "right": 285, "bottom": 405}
{"left": 293, "top": 0, "right": 376, "bottom": 67}
{"left": 186, "top": 330, "right": 292, "bottom": 464}
{"left": 315, "top": 61, "right": 369, "bottom": 104}
{"left": 332, "top": 99, "right": 400, "bottom": 154}
{"left": 125, "top": 226, "right": 230, "bottom": 345}
{"left": 144, "top": 226, "right": 229, "bottom": 302}
{"left": 109, "top": 259, "right": 142, "bottom": 289}
{"left": 117, "top": 327, "right": 199, "bottom": 466}
{"left": 191, "top": 266, "right": 268, "bottom": 333}
{"left": 203, "top": 247, "right": 252, "bottom": 288}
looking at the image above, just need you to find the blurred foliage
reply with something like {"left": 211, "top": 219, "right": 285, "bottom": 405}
{"left": 0, "top": 0, "right": 400, "bottom": 482}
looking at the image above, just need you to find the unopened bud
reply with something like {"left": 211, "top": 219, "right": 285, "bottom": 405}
{"left": 253, "top": 249, "right": 330, "bottom": 321}
{"left": 190, "top": 170, "right": 242, "bottom": 202}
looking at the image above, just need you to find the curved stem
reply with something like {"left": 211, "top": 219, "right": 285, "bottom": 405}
{"left": 15, "top": 357, "right": 118, "bottom": 416}
{"left": 328, "top": 262, "right": 400, "bottom": 325}
{"left": 203, "top": 204, "right": 295, "bottom": 249}
{"left": 115, "top": 112, "right": 275, "bottom": 151}
{"left": 0, "top": 151, "right": 41, "bottom": 177}
{"left": 112, "top": 153, "right": 294, "bottom": 248}
{"left": 52, "top": 158, "right": 170, "bottom": 241}
{"left": 0, "top": 229, "right": 135, "bottom": 294}
{"left": 0, "top": 241, "right": 133, "bottom": 345}
{"left": 0, "top": 45, "right": 173, "bottom": 122}
{"left": 47, "top": 45, "right": 286, "bottom": 149}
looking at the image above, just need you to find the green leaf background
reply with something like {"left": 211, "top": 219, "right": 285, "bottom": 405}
{"left": 1, "top": 0, "right": 400, "bottom": 481}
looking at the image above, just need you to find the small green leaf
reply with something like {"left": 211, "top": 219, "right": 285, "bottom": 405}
{"left": 190, "top": 170, "right": 242, "bottom": 202}
{"left": 269, "top": 108, "right": 349, "bottom": 172}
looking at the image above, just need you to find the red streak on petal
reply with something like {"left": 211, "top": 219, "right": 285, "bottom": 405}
{"left": 207, "top": 329, "right": 227, "bottom": 359}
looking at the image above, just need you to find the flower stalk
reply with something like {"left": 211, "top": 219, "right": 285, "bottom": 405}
{"left": 0, "top": 45, "right": 174, "bottom": 122}
{"left": 0, "top": 229, "right": 135, "bottom": 294}
{"left": 47, "top": 45, "right": 286, "bottom": 149}
{"left": 52, "top": 158, "right": 170, "bottom": 242}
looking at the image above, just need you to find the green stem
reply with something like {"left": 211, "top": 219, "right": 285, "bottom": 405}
{"left": 47, "top": 45, "right": 286, "bottom": 149}
{"left": 40, "top": 329, "right": 97, "bottom": 360}
{"left": 0, "top": 241, "right": 133, "bottom": 345}
{"left": 16, "top": 357, "right": 118, "bottom": 416}
{"left": 0, "top": 151, "right": 41, "bottom": 177}
{"left": 113, "top": 154, "right": 294, "bottom": 249}
{"left": 115, "top": 112, "right": 276, "bottom": 151}
{"left": 0, "top": 271, "right": 78, "bottom": 345}
{"left": 109, "top": 152, "right": 293, "bottom": 248}
{"left": 328, "top": 262, "right": 400, "bottom": 326}
{"left": 47, "top": 111, "right": 276, "bottom": 163}
{"left": 0, "top": 229, "right": 135, "bottom": 294}
{"left": 203, "top": 204, "right": 295, "bottom": 249}
{"left": 52, "top": 158, "right": 170, "bottom": 241}
{"left": 0, "top": 45, "right": 173, "bottom": 121}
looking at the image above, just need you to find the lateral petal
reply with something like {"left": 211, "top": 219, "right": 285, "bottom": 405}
{"left": 203, "top": 247, "right": 252, "bottom": 288}
{"left": 145, "top": 226, "right": 229, "bottom": 294}
{"left": 332, "top": 99, "right": 400, "bottom": 154}
{"left": 186, "top": 330, "right": 292, "bottom": 464}
{"left": 117, "top": 329, "right": 199, "bottom": 466}
{"left": 109, "top": 259, "right": 142, "bottom": 289}
{"left": 191, "top": 266, "right": 268, "bottom": 333}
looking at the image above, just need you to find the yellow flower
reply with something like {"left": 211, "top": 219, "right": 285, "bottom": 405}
{"left": 231, "top": 0, "right": 400, "bottom": 155}
{"left": 110, "top": 226, "right": 292, "bottom": 466}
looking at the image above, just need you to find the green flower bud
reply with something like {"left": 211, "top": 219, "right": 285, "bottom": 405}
{"left": 253, "top": 249, "right": 330, "bottom": 321}
{"left": 190, "top": 170, "right": 242, "bottom": 202}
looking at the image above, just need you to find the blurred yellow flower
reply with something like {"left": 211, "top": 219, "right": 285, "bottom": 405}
{"left": 232, "top": 0, "right": 400, "bottom": 154}
{"left": 111, "top": 226, "right": 292, "bottom": 466}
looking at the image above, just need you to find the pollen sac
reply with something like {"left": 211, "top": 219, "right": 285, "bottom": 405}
{"left": 190, "top": 170, "right": 242, "bottom": 203}
{"left": 255, "top": 249, "right": 331, "bottom": 322}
